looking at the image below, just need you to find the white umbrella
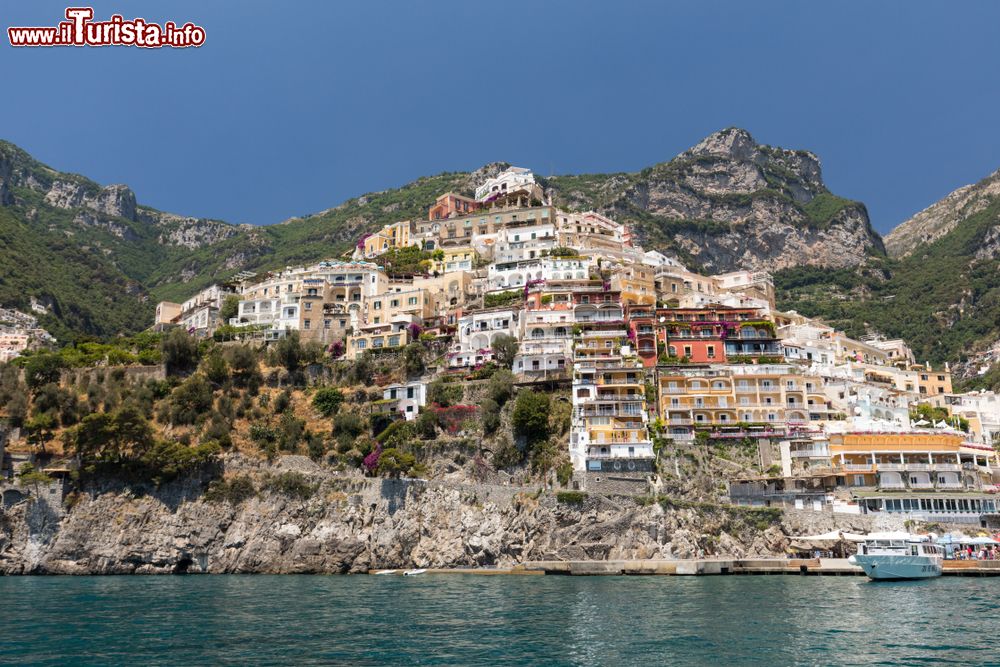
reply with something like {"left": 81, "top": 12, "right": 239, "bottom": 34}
{"left": 914, "top": 418, "right": 930, "bottom": 426}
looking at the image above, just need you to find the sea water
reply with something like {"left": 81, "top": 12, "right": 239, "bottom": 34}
{"left": 2, "top": 574, "right": 997, "bottom": 665}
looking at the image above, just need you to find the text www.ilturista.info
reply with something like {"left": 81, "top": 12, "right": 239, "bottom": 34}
{"left": 8, "top": 7, "right": 205, "bottom": 48}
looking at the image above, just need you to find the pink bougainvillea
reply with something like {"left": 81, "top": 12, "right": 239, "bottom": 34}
{"left": 363, "top": 444, "right": 382, "bottom": 473}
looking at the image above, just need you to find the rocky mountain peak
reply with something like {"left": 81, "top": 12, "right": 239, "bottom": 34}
{"left": 885, "top": 168, "right": 1000, "bottom": 258}
{"left": 684, "top": 127, "right": 758, "bottom": 161}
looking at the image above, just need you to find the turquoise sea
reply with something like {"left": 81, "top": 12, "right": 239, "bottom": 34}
{"left": 1, "top": 574, "right": 997, "bottom": 666}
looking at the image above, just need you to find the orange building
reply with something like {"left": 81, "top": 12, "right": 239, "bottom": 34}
{"left": 428, "top": 193, "right": 480, "bottom": 220}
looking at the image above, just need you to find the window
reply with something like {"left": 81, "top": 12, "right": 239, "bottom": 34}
{"left": 408, "top": 297, "right": 418, "bottom": 306}
{"left": 707, "top": 345, "right": 715, "bottom": 358}
{"left": 303, "top": 319, "right": 311, "bottom": 329}
{"left": 324, "top": 320, "right": 331, "bottom": 329}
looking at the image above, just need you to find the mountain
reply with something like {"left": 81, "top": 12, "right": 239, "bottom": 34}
{"left": 884, "top": 168, "right": 1000, "bottom": 259}
{"left": 545, "top": 128, "right": 884, "bottom": 271}
{"left": 775, "top": 168, "right": 1000, "bottom": 381}
{"left": 0, "top": 129, "right": 882, "bottom": 342}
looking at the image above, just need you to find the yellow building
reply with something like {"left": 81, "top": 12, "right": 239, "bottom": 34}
{"left": 365, "top": 288, "right": 434, "bottom": 325}
{"left": 611, "top": 263, "right": 655, "bottom": 306}
{"left": 429, "top": 246, "right": 478, "bottom": 274}
{"left": 657, "top": 365, "right": 831, "bottom": 441}
{"left": 827, "top": 432, "right": 994, "bottom": 490}
{"left": 362, "top": 221, "right": 413, "bottom": 258}
{"left": 345, "top": 322, "right": 411, "bottom": 360}
{"left": 914, "top": 363, "right": 953, "bottom": 397}
{"left": 570, "top": 325, "right": 654, "bottom": 472}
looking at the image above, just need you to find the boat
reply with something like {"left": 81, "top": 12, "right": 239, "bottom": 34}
{"left": 373, "top": 569, "right": 398, "bottom": 575}
{"left": 847, "top": 532, "right": 943, "bottom": 580}
{"left": 403, "top": 568, "right": 427, "bottom": 576}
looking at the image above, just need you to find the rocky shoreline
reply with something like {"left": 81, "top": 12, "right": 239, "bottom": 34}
{"left": 0, "top": 456, "right": 898, "bottom": 576}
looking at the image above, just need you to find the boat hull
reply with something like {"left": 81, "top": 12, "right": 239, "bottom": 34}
{"left": 850, "top": 554, "right": 942, "bottom": 580}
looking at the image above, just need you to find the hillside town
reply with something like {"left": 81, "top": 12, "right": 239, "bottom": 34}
{"left": 146, "top": 166, "right": 1000, "bottom": 526}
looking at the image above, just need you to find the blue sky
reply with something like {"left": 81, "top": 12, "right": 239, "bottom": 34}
{"left": 1, "top": 1, "right": 998, "bottom": 233}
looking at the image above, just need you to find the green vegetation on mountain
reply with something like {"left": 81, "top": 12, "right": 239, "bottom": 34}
{"left": 775, "top": 196, "right": 1000, "bottom": 371}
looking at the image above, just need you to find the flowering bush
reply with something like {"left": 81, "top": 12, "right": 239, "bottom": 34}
{"left": 363, "top": 444, "right": 382, "bottom": 473}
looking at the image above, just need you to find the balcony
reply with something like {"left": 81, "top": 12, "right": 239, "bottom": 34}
{"left": 843, "top": 464, "right": 875, "bottom": 472}
{"left": 879, "top": 481, "right": 906, "bottom": 490}
{"left": 935, "top": 463, "right": 961, "bottom": 472}
{"left": 790, "top": 446, "right": 829, "bottom": 458}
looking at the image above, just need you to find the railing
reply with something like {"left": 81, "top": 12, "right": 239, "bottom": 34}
{"left": 879, "top": 481, "right": 906, "bottom": 489}
{"left": 790, "top": 447, "right": 829, "bottom": 458}
{"left": 843, "top": 464, "right": 874, "bottom": 472}
{"left": 934, "top": 463, "right": 961, "bottom": 472}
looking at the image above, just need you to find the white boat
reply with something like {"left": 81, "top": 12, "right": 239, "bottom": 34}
{"left": 848, "top": 532, "right": 943, "bottom": 580}
{"left": 403, "top": 568, "right": 427, "bottom": 576}
{"left": 373, "top": 569, "right": 398, "bottom": 575}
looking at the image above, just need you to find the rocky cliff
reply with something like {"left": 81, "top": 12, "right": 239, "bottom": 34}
{"left": 546, "top": 128, "right": 884, "bottom": 272}
{"left": 885, "top": 168, "right": 1000, "bottom": 258}
{"left": 0, "top": 456, "right": 887, "bottom": 575}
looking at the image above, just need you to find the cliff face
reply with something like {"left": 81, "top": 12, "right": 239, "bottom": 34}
{"left": 0, "top": 457, "right": 885, "bottom": 575}
{"left": 547, "top": 128, "right": 885, "bottom": 272}
{"left": 885, "top": 168, "right": 1000, "bottom": 258}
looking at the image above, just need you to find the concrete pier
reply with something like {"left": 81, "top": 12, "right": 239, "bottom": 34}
{"left": 371, "top": 559, "right": 1000, "bottom": 576}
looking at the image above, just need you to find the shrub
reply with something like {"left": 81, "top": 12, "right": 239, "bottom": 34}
{"left": 312, "top": 387, "right": 344, "bottom": 417}
{"left": 556, "top": 491, "right": 587, "bottom": 504}
{"left": 376, "top": 447, "right": 416, "bottom": 477}
{"left": 204, "top": 474, "right": 256, "bottom": 504}
{"left": 161, "top": 328, "right": 200, "bottom": 376}
{"left": 427, "top": 378, "right": 463, "bottom": 407}
{"left": 262, "top": 472, "right": 316, "bottom": 500}
{"left": 511, "top": 390, "right": 550, "bottom": 444}
{"left": 168, "top": 375, "right": 214, "bottom": 425}
{"left": 481, "top": 398, "right": 501, "bottom": 435}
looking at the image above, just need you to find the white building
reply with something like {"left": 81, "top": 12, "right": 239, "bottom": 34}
{"left": 382, "top": 381, "right": 427, "bottom": 421}
{"left": 450, "top": 307, "right": 519, "bottom": 368}
{"left": 475, "top": 166, "right": 536, "bottom": 202}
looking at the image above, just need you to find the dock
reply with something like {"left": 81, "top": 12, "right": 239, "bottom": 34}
{"left": 370, "top": 559, "right": 1000, "bottom": 576}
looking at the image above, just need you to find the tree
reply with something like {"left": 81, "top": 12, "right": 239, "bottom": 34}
{"left": 25, "top": 413, "right": 56, "bottom": 453}
{"left": 403, "top": 342, "right": 426, "bottom": 377}
{"left": 161, "top": 328, "right": 199, "bottom": 375}
{"left": 511, "top": 389, "right": 550, "bottom": 444}
{"left": 487, "top": 369, "right": 515, "bottom": 406}
{"left": 17, "top": 463, "right": 52, "bottom": 494}
{"left": 225, "top": 345, "right": 261, "bottom": 390}
{"left": 481, "top": 398, "right": 501, "bottom": 435}
{"left": 23, "top": 354, "right": 65, "bottom": 391}
{"left": 72, "top": 404, "right": 154, "bottom": 462}
{"left": 203, "top": 352, "right": 230, "bottom": 386}
{"left": 270, "top": 332, "right": 302, "bottom": 372}
{"left": 219, "top": 295, "right": 240, "bottom": 324}
{"left": 492, "top": 334, "right": 519, "bottom": 369}
{"left": 167, "top": 374, "right": 214, "bottom": 425}
{"left": 312, "top": 387, "right": 345, "bottom": 417}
